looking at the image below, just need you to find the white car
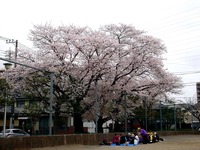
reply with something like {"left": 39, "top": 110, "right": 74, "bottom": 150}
{"left": 0, "top": 129, "right": 30, "bottom": 138}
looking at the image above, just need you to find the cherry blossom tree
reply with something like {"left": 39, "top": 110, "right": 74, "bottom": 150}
{"left": 9, "top": 24, "right": 117, "bottom": 133}
{"left": 82, "top": 24, "right": 183, "bottom": 132}
{"left": 7, "top": 23, "right": 183, "bottom": 133}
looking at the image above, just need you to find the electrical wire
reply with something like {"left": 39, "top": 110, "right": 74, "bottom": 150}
{"left": 145, "top": 6, "right": 200, "bottom": 25}
{"left": 173, "top": 70, "right": 200, "bottom": 75}
{"left": 149, "top": 8, "right": 200, "bottom": 68}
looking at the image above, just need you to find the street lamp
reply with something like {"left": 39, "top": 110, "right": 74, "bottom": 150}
{"left": 2, "top": 62, "right": 12, "bottom": 137}
{"left": 3, "top": 63, "right": 12, "bottom": 70}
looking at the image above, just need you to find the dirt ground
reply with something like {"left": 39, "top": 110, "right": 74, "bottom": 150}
{"left": 31, "top": 135, "right": 200, "bottom": 150}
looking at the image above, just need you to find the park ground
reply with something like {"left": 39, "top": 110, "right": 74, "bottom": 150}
{"left": 31, "top": 134, "right": 200, "bottom": 150}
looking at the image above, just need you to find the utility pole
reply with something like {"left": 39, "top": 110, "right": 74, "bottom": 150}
{"left": 6, "top": 39, "right": 18, "bottom": 67}
{"left": 174, "top": 104, "right": 176, "bottom": 131}
{"left": 6, "top": 39, "right": 18, "bottom": 129}
{"left": 49, "top": 73, "right": 53, "bottom": 135}
{"left": 124, "top": 91, "right": 127, "bottom": 134}
{"left": 144, "top": 97, "right": 148, "bottom": 131}
{"left": 160, "top": 101, "right": 162, "bottom": 131}
{"left": 14, "top": 40, "right": 18, "bottom": 67}
{"left": 95, "top": 79, "right": 99, "bottom": 133}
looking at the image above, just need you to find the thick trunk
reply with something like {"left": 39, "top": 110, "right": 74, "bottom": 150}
{"left": 54, "top": 109, "right": 60, "bottom": 134}
{"left": 97, "top": 116, "right": 111, "bottom": 133}
{"left": 114, "top": 120, "right": 121, "bottom": 132}
{"left": 73, "top": 96, "right": 85, "bottom": 133}
{"left": 97, "top": 116, "right": 104, "bottom": 133}
{"left": 74, "top": 112, "right": 83, "bottom": 133}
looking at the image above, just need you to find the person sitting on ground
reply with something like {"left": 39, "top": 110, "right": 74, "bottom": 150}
{"left": 99, "top": 139, "right": 112, "bottom": 145}
{"left": 153, "top": 132, "right": 165, "bottom": 142}
{"left": 149, "top": 131, "right": 153, "bottom": 143}
{"left": 120, "top": 133, "right": 126, "bottom": 144}
{"left": 134, "top": 132, "right": 140, "bottom": 145}
{"left": 125, "top": 133, "right": 132, "bottom": 144}
{"left": 138, "top": 127, "right": 149, "bottom": 144}
{"left": 129, "top": 133, "right": 135, "bottom": 144}
{"left": 129, "top": 133, "right": 139, "bottom": 145}
{"left": 112, "top": 133, "right": 120, "bottom": 145}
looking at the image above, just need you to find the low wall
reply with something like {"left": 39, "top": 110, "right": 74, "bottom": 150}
{"left": 0, "top": 131, "right": 199, "bottom": 150}
{"left": 157, "top": 130, "right": 199, "bottom": 136}
{"left": 0, "top": 133, "right": 115, "bottom": 150}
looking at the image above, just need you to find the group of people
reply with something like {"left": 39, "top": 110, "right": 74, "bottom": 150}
{"left": 100, "top": 127, "right": 164, "bottom": 146}
{"left": 138, "top": 128, "right": 165, "bottom": 144}
{"left": 112, "top": 132, "right": 140, "bottom": 145}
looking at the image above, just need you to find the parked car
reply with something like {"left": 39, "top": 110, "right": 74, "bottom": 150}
{"left": 0, "top": 129, "right": 30, "bottom": 138}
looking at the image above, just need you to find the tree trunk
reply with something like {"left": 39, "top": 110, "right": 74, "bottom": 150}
{"left": 114, "top": 120, "right": 120, "bottom": 132}
{"left": 74, "top": 112, "right": 83, "bottom": 133}
{"left": 54, "top": 106, "right": 61, "bottom": 134}
{"left": 97, "top": 116, "right": 104, "bottom": 133}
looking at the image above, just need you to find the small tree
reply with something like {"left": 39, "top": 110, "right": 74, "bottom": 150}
{"left": 182, "top": 97, "right": 200, "bottom": 128}
{"left": 23, "top": 99, "right": 44, "bottom": 134}
{"left": 0, "top": 77, "right": 14, "bottom": 106}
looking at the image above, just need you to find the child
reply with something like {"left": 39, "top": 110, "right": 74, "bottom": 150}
{"left": 112, "top": 133, "right": 120, "bottom": 145}
{"left": 134, "top": 133, "right": 140, "bottom": 145}
{"left": 120, "top": 133, "right": 126, "bottom": 144}
{"left": 153, "top": 132, "right": 165, "bottom": 142}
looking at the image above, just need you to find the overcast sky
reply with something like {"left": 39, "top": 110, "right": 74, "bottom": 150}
{"left": 1, "top": 0, "right": 200, "bottom": 102}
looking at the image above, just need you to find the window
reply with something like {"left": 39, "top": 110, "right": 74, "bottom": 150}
{"left": 16, "top": 100, "right": 25, "bottom": 107}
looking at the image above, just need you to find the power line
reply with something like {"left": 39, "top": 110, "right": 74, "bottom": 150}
{"left": 142, "top": 8, "right": 200, "bottom": 67}
{"left": 0, "top": 36, "right": 10, "bottom": 41}
{"left": 183, "top": 84, "right": 196, "bottom": 87}
{"left": 18, "top": 43, "right": 33, "bottom": 51}
{"left": 154, "top": 21, "right": 200, "bottom": 34}
{"left": 144, "top": 7, "right": 200, "bottom": 29}
{"left": 164, "top": 45, "right": 200, "bottom": 55}
{"left": 173, "top": 70, "right": 200, "bottom": 75}
{"left": 183, "top": 82, "right": 198, "bottom": 85}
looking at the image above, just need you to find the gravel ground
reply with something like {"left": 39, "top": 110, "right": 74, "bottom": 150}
{"left": 31, "top": 135, "right": 200, "bottom": 150}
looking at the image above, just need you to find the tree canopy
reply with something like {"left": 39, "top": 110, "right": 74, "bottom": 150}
{"left": 4, "top": 23, "right": 183, "bottom": 133}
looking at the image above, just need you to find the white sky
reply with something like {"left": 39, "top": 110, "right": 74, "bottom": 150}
{"left": 1, "top": 0, "right": 200, "bottom": 102}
